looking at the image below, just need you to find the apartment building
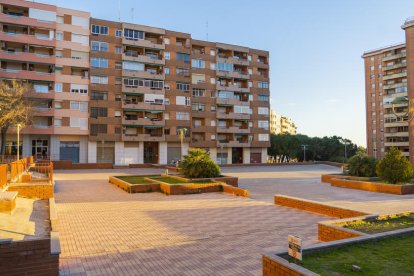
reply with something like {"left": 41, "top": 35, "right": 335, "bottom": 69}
{"left": 0, "top": 0, "right": 90, "bottom": 162}
{"left": 270, "top": 110, "right": 297, "bottom": 135}
{"left": 0, "top": 0, "right": 270, "bottom": 165}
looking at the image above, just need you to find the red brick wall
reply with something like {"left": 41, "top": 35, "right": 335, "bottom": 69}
{"left": 274, "top": 195, "right": 368, "bottom": 218}
{"left": 330, "top": 178, "right": 414, "bottom": 195}
{"left": 0, "top": 239, "right": 59, "bottom": 276}
{"left": 262, "top": 255, "right": 303, "bottom": 276}
{"left": 54, "top": 161, "right": 113, "bottom": 170}
{"left": 222, "top": 185, "right": 249, "bottom": 197}
{"left": 318, "top": 223, "right": 362, "bottom": 242}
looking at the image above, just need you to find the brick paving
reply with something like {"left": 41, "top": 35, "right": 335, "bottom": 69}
{"left": 54, "top": 169, "right": 328, "bottom": 275}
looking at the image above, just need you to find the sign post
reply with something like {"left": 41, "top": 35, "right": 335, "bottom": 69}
{"left": 288, "top": 235, "right": 302, "bottom": 261}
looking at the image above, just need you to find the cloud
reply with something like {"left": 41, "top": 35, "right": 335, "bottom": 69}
{"left": 287, "top": 102, "right": 297, "bottom": 107}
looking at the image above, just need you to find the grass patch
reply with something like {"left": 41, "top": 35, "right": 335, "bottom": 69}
{"left": 116, "top": 175, "right": 159, "bottom": 184}
{"left": 342, "top": 213, "right": 414, "bottom": 234}
{"left": 152, "top": 176, "right": 187, "bottom": 184}
{"left": 291, "top": 234, "right": 414, "bottom": 275}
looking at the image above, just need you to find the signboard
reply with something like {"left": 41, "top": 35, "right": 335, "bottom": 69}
{"left": 288, "top": 235, "right": 302, "bottom": 261}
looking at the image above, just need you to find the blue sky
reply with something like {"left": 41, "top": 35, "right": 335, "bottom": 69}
{"left": 40, "top": 0, "right": 414, "bottom": 146}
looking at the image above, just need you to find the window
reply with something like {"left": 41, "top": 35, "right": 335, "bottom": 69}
{"left": 370, "top": 66, "right": 374, "bottom": 71}
{"left": 91, "top": 75, "right": 108, "bottom": 84}
{"left": 34, "top": 84, "right": 49, "bottom": 93}
{"left": 192, "top": 88, "right": 205, "bottom": 97}
{"left": 218, "top": 91, "right": 233, "bottom": 99}
{"left": 72, "top": 34, "right": 89, "bottom": 45}
{"left": 234, "top": 106, "right": 252, "bottom": 114}
{"left": 164, "top": 67, "right": 170, "bottom": 75}
{"left": 55, "top": 50, "right": 62, "bottom": 58}
{"left": 114, "top": 111, "right": 121, "bottom": 117}
{"left": 56, "top": 32, "right": 63, "bottom": 41}
{"left": 123, "top": 29, "right": 144, "bottom": 40}
{"left": 71, "top": 84, "right": 88, "bottom": 94}
{"left": 258, "top": 107, "right": 269, "bottom": 115}
{"left": 217, "top": 62, "right": 233, "bottom": 72}
{"left": 211, "top": 120, "right": 216, "bottom": 127}
{"left": 56, "top": 16, "right": 64, "bottom": 24}
{"left": 258, "top": 134, "right": 269, "bottom": 141}
{"left": 54, "top": 119, "right": 62, "bottom": 127}
{"left": 123, "top": 61, "right": 144, "bottom": 71}
{"left": 70, "top": 101, "right": 88, "bottom": 112}
{"left": 90, "top": 107, "right": 107, "bottom": 118}
{"left": 185, "top": 97, "right": 191, "bottom": 106}
{"left": 176, "top": 67, "right": 190, "bottom": 76}
{"left": 258, "top": 95, "right": 269, "bottom": 101}
{"left": 176, "top": 53, "right": 190, "bottom": 63}
{"left": 115, "top": 62, "right": 122, "bottom": 69}
{"left": 176, "top": 112, "right": 190, "bottom": 120}
{"left": 55, "top": 83, "right": 63, "bottom": 92}
{"left": 115, "top": 127, "right": 121, "bottom": 134}
{"left": 248, "top": 68, "right": 253, "bottom": 75}
{"left": 176, "top": 82, "right": 190, "bottom": 91}
{"left": 90, "top": 124, "right": 107, "bottom": 136}
{"left": 91, "top": 91, "right": 108, "bottom": 100}
{"left": 123, "top": 78, "right": 164, "bottom": 89}
{"left": 91, "top": 25, "right": 108, "bottom": 35}
{"left": 192, "top": 59, "right": 205, "bottom": 68}
{"left": 115, "top": 46, "right": 122, "bottom": 55}
{"left": 91, "top": 57, "right": 109, "bottom": 68}
{"left": 115, "top": 94, "right": 122, "bottom": 101}
{"left": 164, "top": 52, "right": 170, "bottom": 60}
{"left": 210, "top": 63, "right": 216, "bottom": 70}
{"left": 164, "top": 38, "right": 170, "bottom": 44}
{"left": 91, "top": 41, "right": 108, "bottom": 52}
{"left": 258, "top": 81, "right": 269, "bottom": 88}
{"left": 258, "top": 120, "right": 269, "bottom": 130}
{"left": 192, "top": 74, "right": 205, "bottom": 84}
{"left": 55, "top": 102, "right": 62, "bottom": 109}
{"left": 210, "top": 77, "right": 215, "bottom": 84}
{"left": 115, "top": 30, "right": 122, "bottom": 37}
{"left": 211, "top": 105, "right": 216, "bottom": 111}
{"left": 210, "top": 50, "right": 215, "bottom": 56}
{"left": 192, "top": 103, "right": 205, "bottom": 111}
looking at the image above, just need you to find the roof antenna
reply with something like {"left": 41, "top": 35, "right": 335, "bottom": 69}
{"left": 131, "top": 8, "right": 134, "bottom": 23}
{"left": 118, "top": 0, "right": 121, "bottom": 22}
{"left": 206, "top": 21, "right": 209, "bottom": 41}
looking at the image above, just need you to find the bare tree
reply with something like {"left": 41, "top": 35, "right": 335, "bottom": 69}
{"left": 0, "top": 80, "right": 33, "bottom": 156}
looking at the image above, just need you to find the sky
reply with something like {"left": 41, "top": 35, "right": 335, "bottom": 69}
{"left": 37, "top": 0, "right": 414, "bottom": 146}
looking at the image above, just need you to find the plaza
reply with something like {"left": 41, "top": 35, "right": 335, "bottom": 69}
{"left": 52, "top": 164, "right": 414, "bottom": 275}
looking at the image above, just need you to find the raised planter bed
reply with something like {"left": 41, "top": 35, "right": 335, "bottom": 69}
{"left": 321, "top": 174, "right": 414, "bottom": 195}
{"left": 263, "top": 227, "right": 414, "bottom": 276}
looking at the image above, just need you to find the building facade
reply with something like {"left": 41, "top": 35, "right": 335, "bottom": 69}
{"left": 0, "top": 0, "right": 270, "bottom": 165}
{"left": 270, "top": 110, "right": 296, "bottom": 135}
{"left": 362, "top": 17, "right": 414, "bottom": 162}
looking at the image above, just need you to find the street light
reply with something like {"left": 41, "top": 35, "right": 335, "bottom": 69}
{"left": 178, "top": 128, "right": 188, "bottom": 163}
{"left": 301, "top": 144, "right": 308, "bottom": 162}
{"left": 17, "top": 123, "right": 21, "bottom": 160}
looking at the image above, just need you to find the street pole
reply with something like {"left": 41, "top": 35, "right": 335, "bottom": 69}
{"left": 301, "top": 144, "right": 308, "bottom": 162}
{"left": 344, "top": 142, "right": 347, "bottom": 161}
{"left": 17, "top": 124, "right": 21, "bottom": 160}
{"left": 179, "top": 128, "right": 187, "bottom": 165}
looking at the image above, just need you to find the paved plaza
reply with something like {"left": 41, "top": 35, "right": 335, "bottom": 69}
{"left": 54, "top": 164, "right": 414, "bottom": 275}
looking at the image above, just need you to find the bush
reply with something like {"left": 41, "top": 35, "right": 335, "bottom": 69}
{"left": 347, "top": 153, "right": 377, "bottom": 177}
{"left": 180, "top": 148, "right": 221, "bottom": 178}
{"left": 376, "top": 148, "right": 414, "bottom": 184}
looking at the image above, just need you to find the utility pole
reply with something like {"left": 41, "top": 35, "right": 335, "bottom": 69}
{"left": 301, "top": 144, "right": 308, "bottom": 162}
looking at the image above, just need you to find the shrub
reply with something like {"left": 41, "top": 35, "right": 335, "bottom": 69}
{"left": 347, "top": 153, "right": 377, "bottom": 177}
{"left": 180, "top": 148, "right": 220, "bottom": 178}
{"left": 376, "top": 147, "right": 414, "bottom": 184}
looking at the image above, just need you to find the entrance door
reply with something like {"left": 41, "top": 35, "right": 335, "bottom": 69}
{"left": 32, "top": 139, "right": 49, "bottom": 160}
{"left": 60, "top": 142, "right": 80, "bottom": 163}
{"left": 144, "top": 142, "right": 158, "bottom": 164}
{"left": 232, "top": 148, "right": 243, "bottom": 164}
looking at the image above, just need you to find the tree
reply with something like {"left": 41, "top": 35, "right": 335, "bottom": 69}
{"left": 347, "top": 153, "right": 377, "bottom": 177}
{"left": 376, "top": 147, "right": 414, "bottom": 184}
{"left": 180, "top": 148, "right": 221, "bottom": 178}
{"left": 0, "top": 81, "right": 33, "bottom": 156}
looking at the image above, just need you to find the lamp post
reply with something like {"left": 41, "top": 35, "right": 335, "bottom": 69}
{"left": 16, "top": 124, "right": 21, "bottom": 160}
{"left": 179, "top": 128, "right": 188, "bottom": 163}
{"left": 301, "top": 144, "right": 308, "bottom": 162}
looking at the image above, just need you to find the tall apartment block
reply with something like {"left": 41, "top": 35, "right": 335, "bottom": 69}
{"left": 0, "top": 0, "right": 270, "bottom": 165}
{"left": 362, "top": 17, "right": 414, "bottom": 163}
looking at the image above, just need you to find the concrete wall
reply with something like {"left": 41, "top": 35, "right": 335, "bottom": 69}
{"left": 87, "top": 141, "right": 97, "bottom": 163}
{"left": 159, "top": 142, "right": 167, "bottom": 164}
{"left": 243, "top": 148, "right": 250, "bottom": 164}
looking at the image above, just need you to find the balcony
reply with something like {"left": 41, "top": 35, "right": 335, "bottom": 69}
{"left": 384, "top": 121, "right": 408, "bottom": 127}
{"left": 122, "top": 53, "right": 165, "bottom": 65}
{"left": 26, "top": 90, "right": 55, "bottom": 99}
{"left": 383, "top": 63, "right": 406, "bottom": 71}
{"left": 0, "top": 68, "right": 54, "bottom": 81}
{"left": 122, "top": 85, "right": 165, "bottom": 95}
{"left": 382, "top": 53, "right": 406, "bottom": 62}
{"left": 0, "top": 31, "right": 55, "bottom": 47}
{"left": 33, "top": 107, "right": 54, "bottom": 117}
{"left": 216, "top": 70, "right": 250, "bottom": 79}
{"left": 122, "top": 70, "right": 164, "bottom": 80}
{"left": 216, "top": 84, "right": 250, "bottom": 93}
{"left": 0, "top": 50, "right": 55, "bottom": 64}
{"left": 216, "top": 97, "right": 250, "bottom": 106}
{"left": 122, "top": 38, "right": 164, "bottom": 50}
{"left": 384, "top": 132, "right": 409, "bottom": 137}
{"left": 217, "top": 140, "right": 251, "bottom": 147}
{"left": 217, "top": 126, "right": 250, "bottom": 134}
{"left": 383, "top": 83, "right": 406, "bottom": 90}
{"left": 122, "top": 101, "right": 165, "bottom": 111}
{"left": 122, "top": 134, "right": 165, "bottom": 142}
{"left": 384, "top": 141, "right": 409, "bottom": 147}
{"left": 382, "top": 72, "right": 407, "bottom": 81}
{"left": 122, "top": 118, "right": 164, "bottom": 126}
{"left": 216, "top": 56, "right": 249, "bottom": 66}
{"left": 0, "top": 13, "right": 56, "bottom": 29}
{"left": 217, "top": 112, "right": 250, "bottom": 120}
{"left": 21, "top": 125, "right": 53, "bottom": 135}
